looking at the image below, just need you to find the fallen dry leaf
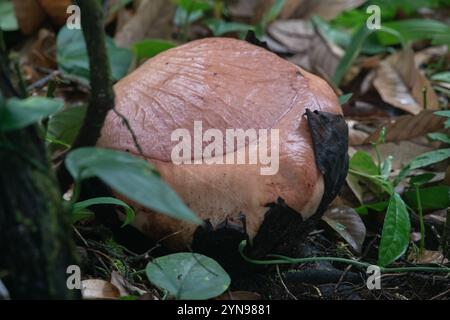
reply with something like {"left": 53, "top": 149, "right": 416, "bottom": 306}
{"left": 12, "top": 0, "right": 46, "bottom": 35}
{"left": 256, "top": 0, "right": 365, "bottom": 21}
{"left": 267, "top": 20, "right": 343, "bottom": 79}
{"left": 81, "top": 279, "right": 120, "bottom": 300}
{"left": 110, "top": 271, "right": 147, "bottom": 297}
{"left": 409, "top": 250, "right": 449, "bottom": 264}
{"left": 114, "top": 0, "right": 175, "bottom": 48}
{"left": 364, "top": 110, "right": 445, "bottom": 144}
{"left": 216, "top": 291, "right": 262, "bottom": 300}
{"left": 323, "top": 206, "right": 366, "bottom": 253}
{"left": 373, "top": 48, "right": 439, "bottom": 115}
{"left": 13, "top": 0, "right": 71, "bottom": 35}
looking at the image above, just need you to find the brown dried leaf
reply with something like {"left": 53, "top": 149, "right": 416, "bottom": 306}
{"left": 216, "top": 291, "right": 262, "bottom": 300}
{"left": 323, "top": 206, "right": 366, "bottom": 253}
{"left": 373, "top": 49, "right": 439, "bottom": 115}
{"left": 257, "top": 0, "right": 365, "bottom": 21}
{"left": 38, "top": 0, "right": 72, "bottom": 26}
{"left": 364, "top": 110, "right": 445, "bottom": 144}
{"left": 12, "top": 0, "right": 46, "bottom": 35}
{"left": 409, "top": 250, "right": 449, "bottom": 264}
{"left": 268, "top": 20, "right": 343, "bottom": 79}
{"left": 114, "top": 0, "right": 175, "bottom": 48}
{"left": 81, "top": 279, "right": 120, "bottom": 300}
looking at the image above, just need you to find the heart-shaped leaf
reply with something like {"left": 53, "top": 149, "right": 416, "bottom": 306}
{"left": 57, "top": 26, "right": 131, "bottom": 81}
{"left": 146, "top": 253, "right": 230, "bottom": 300}
{"left": 0, "top": 97, "right": 64, "bottom": 132}
{"left": 378, "top": 193, "right": 411, "bottom": 267}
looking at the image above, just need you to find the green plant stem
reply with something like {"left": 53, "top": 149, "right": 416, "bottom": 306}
{"left": 239, "top": 241, "right": 450, "bottom": 274}
{"left": 415, "top": 186, "right": 425, "bottom": 254}
{"left": 13, "top": 62, "right": 27, "bottom": 98}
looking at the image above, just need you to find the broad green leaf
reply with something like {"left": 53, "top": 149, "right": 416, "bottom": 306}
{"left": 146, "top": 253, "right": 230, "bottom": 300}
{"left": 175, "top": 0, "right": 212, "bottom": 12}
{"left": 409, "top": 148, "right": 450, "bottom": 170}
{"left": 204, "top": 19, "right": 254, "bottom": 36}
{"left": 65, "top": 147, "right": 201, "bottom": 224}
{"left": 379, "top": 19, "right": 450, "bottom": 46}
{"left": 0, "top": 0, "right": 18, "bottom": 31}
{"left": 57, "top": 26, "right": 132, "bottom": 81}
{"left": 378, "top": 193, "right": 411, "bottom": 267}
{"left": 404, "top": 186, "right": 450, "bottom": 210}
{"left": 173, "top": 6, "right": 204, "bottom": 27}
{"left": 349, "top": 151, "right": 379, "bottom": 175}
{"left": 46, "top": 105, "right": 87, "bottom": 150}
{"left": 380, "top": 155, "right": 393, "bottom": 178}
{"left": 349, "top": 151, "right": 394, "bottom": 196}
{"left": 0, "top": 97, "right": 64, "bottom": 132}
{"left": 396, "top": 148, "right": 450, "bottom": 185}
{"left": 434, "top": 110, "right": 450, "bottom": 118}
{"left": 73, "top": 197, "right": 135, "bottom": 226}
{"left": 133, "top": 40, "right": 176, "bottom": 60}
{"left": 354, "top": 201, "right": 388, "bottom": 216}
{"left": 431, "top": 72, "right": 450, "bottom": 83}
{"left": 409, "top": 173, "right": 435, "bottom": 186}
{"left": 338, "top": 93, "right": 353, "bottom": 105}
{"left": 428, "top": 132, "right": 450, "bottom": 144}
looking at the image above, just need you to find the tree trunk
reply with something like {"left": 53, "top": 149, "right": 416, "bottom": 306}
{"left": 0, "top": 126, "right": 79, "bottom": 299}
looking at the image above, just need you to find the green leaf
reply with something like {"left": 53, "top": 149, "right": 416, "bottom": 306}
{"left": 146, "top": 253, "right": 230, "bottom": 300}
{"left": 380, "top": 155, "right": 393, "bottom": 178}
{"left": 409, "top": 148, "right": 450, "bottom": 170}
{"left": 73, "top": 197, "right": 136, "bottom": 226}
{"left": 428, "top": 132, "right": 450, "bottom": 144}
{"left": 46, "top": 105, "right": 87, "bottom": 150}
{"left": 256, "top": 0, "right": 285, "bottom": 37}
{"left": 333, "top": 25, "right": 404, "bottom": 86}
{"left": 379, "top": 19, "right": 450, "bottom": 46}
{"left": 404, "top": 186, "right": 450, "bottom": 210}
{"left": 133, "top": 40, "right": 176, "bottom": 60}
{"left": 350, "top": 151, "right": 379, "bottom": 175}
{"left": 0, "top": 97, "right": 64, "bottom": 132}
{"left": 338, "top": 93, "right": 353, "bottom": 105}
{"left": 396, "top": 148, "right": 450, "bottom": 185}
{"left": 69, "top": 207, "right": 94, "bottom": 224}
{"left": 355, "top": 201, "right": 388, "bottom": 215}
{"left": 204, "top": 19, "right": 254, "bottom": 36}
{"left": 409, "top": 173, "right": 435, "bottom": 186}
{"left": 57, "top": 26, "right": 132, "bottom": 81}
{"left": 434, "top": 110, "right": 450, "bottom": 118}
{"left": 0, "top": 0, "right": 18, "bottom": 31}
{"left": 378, "top": 193, "right": 411, "bottom": 267}
{"left": 175, "top": 0, "right": 213, "bottom": 12}
{"left": 65, "top": 147, "right": 201, "bottom": 224}
{"left": 431, "top": 72, "right": 450, "bottom": 83}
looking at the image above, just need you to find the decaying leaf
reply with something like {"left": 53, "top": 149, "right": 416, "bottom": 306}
{"left": 323, "top": 206, "right": 366, "bottom": 253}
{"left": 12, "top": 0, "right": 46, "bottom": 35}
{"left": 373, "top": 48, "right": 439, "bottom": 115}
{"left": 114, "top": 0, "right": 175, "bottom": 48}
{"left": 216, "top": 291, "right": 262, "bottom": 300}
{"left": 365, "top": 110, "right": 445, "bottom": 144}
{"left": 256, "top": 0, "right": 365, "bottom": 21}
{"left": 110, "top": 271, "right": 147, "bottom": 297}
{"left": 12, "top": 0, "right": 71, "bottom": 35}
{"left": 409, "top": 250, "right": 449, "bottom": 264}
{"left": 81, "top": 279, "right": 121, "bottom": 300}
{"left": 267, "top": 20, "right": 343, "bottom": 79}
